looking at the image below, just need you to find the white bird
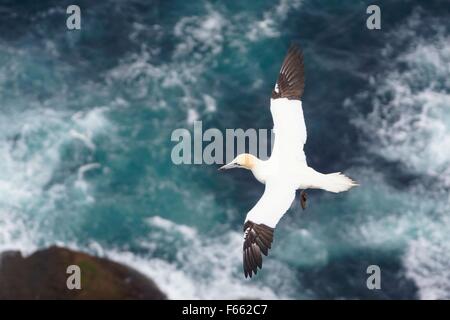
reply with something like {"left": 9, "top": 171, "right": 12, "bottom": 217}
{"left": 219, "top": 45, "right": 358, "bottom": 278}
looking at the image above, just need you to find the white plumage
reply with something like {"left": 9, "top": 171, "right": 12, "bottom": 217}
{"left": 219, "top": 45, "right": 358, "bottom": 278}
{"left": 270, "top": 98, "right": 307, "bottom": 165}
{"left": 245, "top": 181, "right": 296, "bottom": 228}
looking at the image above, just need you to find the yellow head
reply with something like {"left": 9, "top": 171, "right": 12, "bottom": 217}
{"left": 218, "top": 153, "right": 257, "bottom": 171}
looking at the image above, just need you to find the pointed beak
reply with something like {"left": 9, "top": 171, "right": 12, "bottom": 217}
{"left": 218, "top": 162, "right": 236, "bottom": 171}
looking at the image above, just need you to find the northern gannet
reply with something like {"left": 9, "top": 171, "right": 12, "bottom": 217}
{"left": 219, "top": 45, "right": 358, "bottom": 278}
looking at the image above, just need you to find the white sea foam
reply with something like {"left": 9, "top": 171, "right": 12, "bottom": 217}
{"left": 203, "top": 94, "right": 217, "bottom": 113}
{"left": 105, "top": 229, "right": 293, "bottom": 299}
{"left": 351, "top": 33, "right": 450, "bottom": 184}
{"left": 174, "top": 10, "right": 225, "bottom": 57}
{"left": 403, "top": 213, "right": 450, "bottom": 300}
{"left": 147, "top": 216, "right": 197, "bottom": 239}
{"left": 0, "top": 105, "right": 112, "bottom": 251}
{"left": 107, "top": 0, "right": 304, "bottom": 125}
{"left": 187, "top": 108, "right": 199, "bottom": 124}
{"left": 349, "top": 15, "right": 450, "bottom": 299}
{"left": 246, "top": 0, "right": 302, "bottom": 41}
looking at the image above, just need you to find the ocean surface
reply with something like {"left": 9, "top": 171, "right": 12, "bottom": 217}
{"left": 0, "top": 0, "right": 449, "bottom": 299}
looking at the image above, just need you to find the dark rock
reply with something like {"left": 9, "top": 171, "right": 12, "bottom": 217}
{"left": 0, "top": 246, "right": 167, "bottom": 300}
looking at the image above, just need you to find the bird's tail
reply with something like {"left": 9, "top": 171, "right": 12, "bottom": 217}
{"left": 318, "top": 172, "right": 359, "bottom": 193}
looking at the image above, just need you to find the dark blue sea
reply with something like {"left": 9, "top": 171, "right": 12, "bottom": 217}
{"left": 0, "top": 0, "right": 449, "bottom": 299}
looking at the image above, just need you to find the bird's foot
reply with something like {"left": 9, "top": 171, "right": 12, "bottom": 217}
{"left": 300, "top": 191, "right": 307, "bottom": 210}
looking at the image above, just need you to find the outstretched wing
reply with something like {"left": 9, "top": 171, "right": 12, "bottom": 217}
{"left": 243, "top": 182, "right": 295, "bottom": 278}
{"left": 270, "top": 45, "right": 308, "bottom": 165}
{"left": 271, "top": 45, "right": 305, "bottom": 100}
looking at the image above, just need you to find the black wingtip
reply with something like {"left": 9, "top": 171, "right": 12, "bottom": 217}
{"left": 271, "top": 44, "right": 305, "bottom": 100}
{"left": 242, "top": 221, "right": 275, "bottom": 279}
